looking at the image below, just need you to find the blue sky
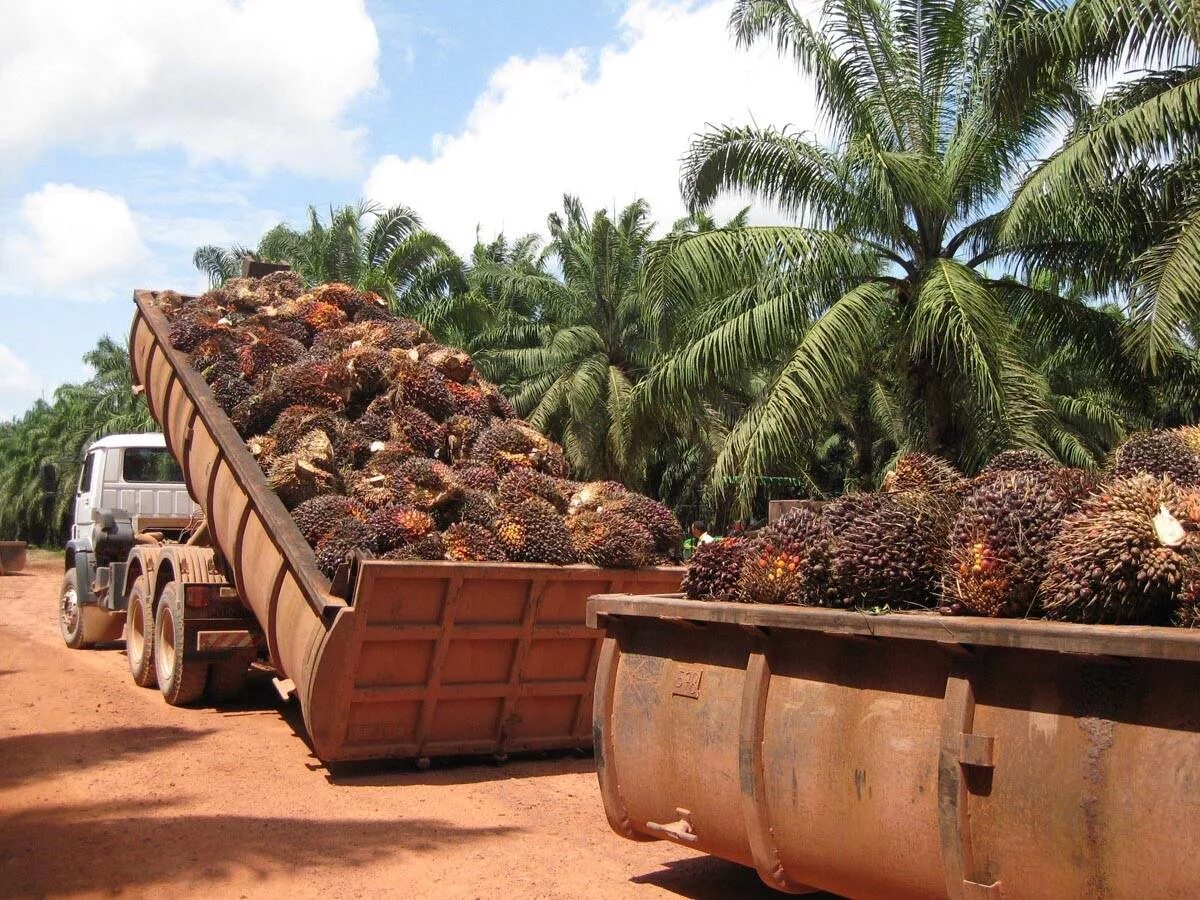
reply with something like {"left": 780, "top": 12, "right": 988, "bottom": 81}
{"left": 0, "top": 0, "right": 812, "bottom": 420}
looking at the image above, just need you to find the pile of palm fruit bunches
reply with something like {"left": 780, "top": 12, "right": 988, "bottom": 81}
{"left": 154, "top": 273, "right": 681, "bottom": 578}
{"left": 683, "top": 434, "right": 1200, "bottom": 627}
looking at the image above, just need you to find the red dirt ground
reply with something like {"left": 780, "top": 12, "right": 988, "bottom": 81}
{"left": 0, "top": 552, "right": 794, "bottom": 899}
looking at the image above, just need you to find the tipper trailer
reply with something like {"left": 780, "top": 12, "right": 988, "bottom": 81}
{"left": 54, "top": 289, "right": 682, "bottom": 762}
{"left": 587, "top": 593, "right": 1200, "bottom": 898}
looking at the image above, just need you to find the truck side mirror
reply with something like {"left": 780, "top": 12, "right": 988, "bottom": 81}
{"left": 39, "top": 462, "right": 58, "bottom": 495}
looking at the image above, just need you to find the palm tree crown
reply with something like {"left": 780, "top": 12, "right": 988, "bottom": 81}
{"left": 646, "top": 0, "right": 1138, "bottom": 507}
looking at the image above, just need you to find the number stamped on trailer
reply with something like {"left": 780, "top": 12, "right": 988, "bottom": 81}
{"left": 672, "top": 667, "right": 703, "bottom": 699}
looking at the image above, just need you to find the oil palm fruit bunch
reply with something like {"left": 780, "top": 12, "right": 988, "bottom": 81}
{"left": 1113, "top": 429, "right": 1200, "bottom": 487}
{"left": 266, "top": 429, "right": 340, "bottom": 509}
{"left": 265, "top": 360, "right": 346, "bottom": 413}
{"left": 367, "top": 505, "right": 435, "bottom": 552}
{"left": 738, "top": 534, "right": 811, "bottom": 605}
{"left": 446, "top": 381, "right": 492, "bottom": 422}
{"left": 1041, "top": 475, "right": 1200, "bottom": 624}
{"left": 566, "top": 510, "right": 654, "bottom": 568}
{"left": 444, "top": 522, "right": 508, "bottom": 561}
{"left": 209, "top": 373, "right": 254, "bottom": 413}
{"left": 980, "top": 449, "right": 1059, "bottom": 476}
{"left": 454, "top": 489, "right": 500, "bottom": 528}
{"left": 883, "top": 453, "right": 967, "bottom": 498}
{"left": 418, "top": 344, "right": 474, "bottom": 383}
{"left": 237, "top": 329, "right": 306, "bottom": 379}
{"left": 497, "top": 469, "right": 574, "bottom": 513}
{"left": 734, "top": 506, "right": 833, "bottom": 605}
{"left": 383, "top": 532, "right": 447, "bottom": 561}
{"left": 682, "top": 538, "right": 752, "bottom": 601}
{"left": 389, "top": 358, "right": 455, "bottom": 421}
{"left": 599, "top": 494, "right": 683, "bottom": 558}
{"left": 444, "top": 414, "right": 485, "bottom": 462}
{"left": 472, "top": 421, "right": 569, "bottom": 476}
{"left": 769, "top": 505, "right": 835, "bottom": 605}
{"left": 393, "top": 405, "right": 445, "bottom": 458}
{"left": 397, "top": 458, "right": 462, "bottom": 511}
{"left": 495, "top": 498, "right": 576, "bottom": 564}
{"left": 1174, "top": 426, "right": 1200, "bottom": 455}
{"left": 314, "top": 518, "right": 376, "bottom": 578}
{"left": 456, "top": 464, "right": 499, "bottom": 493}
{"left": 825, "top": 491, "right": 953, "bottom": 609}
{"left": 942, "top": 471, "right": 1087, "bottom": 618}
{"left": 292, "top": 494, "right": 367, "bottom": 546}
{"left": 269, "top": 405, "right": 344, "bottom": 453}
{"left": 567, "top": 481, "right": 629, "bottom": 515}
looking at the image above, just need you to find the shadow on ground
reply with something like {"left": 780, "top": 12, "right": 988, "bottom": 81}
{"left": 0, "top": 725, "right": 214, "bottom": 789}
{"left": 0, "top": 800, "right": 517, "bottom": 896}
{"left": 632, "top": 854, "right": 839, "bottom": 899}
{"left": 323, "top": 750, "right": 596, "bottom": 788}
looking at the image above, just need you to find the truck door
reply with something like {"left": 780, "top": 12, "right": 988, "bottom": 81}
{"left": 73, "top": 449, "right": 100, "bottom": 541}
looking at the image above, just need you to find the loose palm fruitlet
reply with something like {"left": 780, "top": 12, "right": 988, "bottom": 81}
{"left": 157, "top": 275, "right": 681, "bottom": 573}
{"left": 682, "top": 538, "right": 752, "bottom": 601}
{"left": 942, "top": 470, "right": 1088, "bottom": 618}
{"left": 1041, "top": 475, "right": 1200, "bottom": 624}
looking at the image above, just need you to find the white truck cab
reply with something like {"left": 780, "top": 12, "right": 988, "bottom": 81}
{"left": 72, "top": 434, "right": 197, "bottom": 542}
{"left": 58, "top": 433, "right": 199, "bottom": 649}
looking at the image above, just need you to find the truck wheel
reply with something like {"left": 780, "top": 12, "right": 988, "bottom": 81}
{"left": 125, "top": 575, "right": 157, "bottom": 688}
{"left": 208, "top": 659, "right": 249, "bottom": 702}
{"left": 59, "top": 569, "right": 91, "bottom": 649}
{"left": 154, "top": 582, "right": 208, "bottom": 706}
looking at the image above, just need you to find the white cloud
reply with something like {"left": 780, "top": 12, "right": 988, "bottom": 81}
{"left": 0, "top": 183, "right": 148, "bottom": 300}
{"left": 0, "top": 344, "right": 44, "bottom": 420}
{"left": 0, "top": 0, "right": 379, "bottom": 177}
{"left": 365, "top": 0, "right": 820, "bottom": 250}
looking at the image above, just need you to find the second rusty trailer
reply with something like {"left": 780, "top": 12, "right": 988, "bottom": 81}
{"left": 588, "top": 594, "right": 1200, "bottom": 899}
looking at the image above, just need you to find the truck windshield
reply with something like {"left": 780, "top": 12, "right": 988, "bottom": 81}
{"left": 122, "top": 448, "right": 184, "bottom": 484}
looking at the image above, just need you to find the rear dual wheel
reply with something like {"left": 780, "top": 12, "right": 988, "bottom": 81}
{"left": 126, "top": 575, "right": 157, "bottom": 688}
{"left": 154, "top": 582, "right": 208, "bottom": 706}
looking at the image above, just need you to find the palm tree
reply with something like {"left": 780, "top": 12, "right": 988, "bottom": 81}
{"left": 644, "top": 0, "right": 1140, "bottom": 508}
{"left": 0, "top": 338, "right": 153, "bottom": 544}
{"left": 1003, "top": 0, "right": 1200, "bottom": 371}
{"left": 475, "top": 196, "right": 667, "bottom": 484}
{"left": 194, "top": 202, "right": 464, "bottom": 314}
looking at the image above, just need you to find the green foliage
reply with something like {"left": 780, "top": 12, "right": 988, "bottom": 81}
{"left": 642, "top": 0, "right": 1186, "bottom": 512}
{"left": 0, "top": 338, "right": 154, "bottom": 544}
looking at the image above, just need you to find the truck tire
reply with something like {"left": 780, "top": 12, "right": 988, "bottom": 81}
{"left": 154, "top": 582, "right": 208, "bottom": 706}
{"left": 58, "top": 569, "right": 90, "bottom": 649}
{"left": 125, "top": 574, "right": 157, "bottom": 688}
{"left": 207, "top": 659, "right": 249, "bottom": 702}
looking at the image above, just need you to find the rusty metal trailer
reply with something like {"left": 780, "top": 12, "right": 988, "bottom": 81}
{"left": 125, "top": 290, "right": 682, "bottom": 761}
{"left": 588, "top": 594, "right": 1200, "bottom": 898}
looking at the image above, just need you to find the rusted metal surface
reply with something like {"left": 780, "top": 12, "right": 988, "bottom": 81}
{"left": 129, "top": 290, "right": 684, "bottom": 761}
{"left": 589, "top": 593, "right": 1200, "bottom": 898}
{"left": 0, "top": 541, "right": 27, "bottom": 575}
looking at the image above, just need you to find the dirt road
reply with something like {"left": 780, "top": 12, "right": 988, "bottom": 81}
{"left": 0, "top": 552, "right": 792, "bottom": 899}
